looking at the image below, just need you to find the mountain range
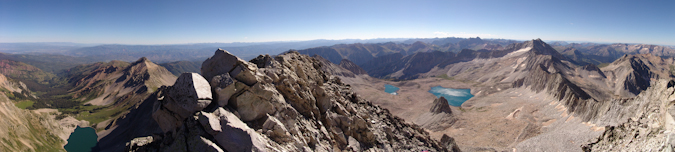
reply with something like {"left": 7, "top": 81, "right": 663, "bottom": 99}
{"left": 0, "top": 37, "right": 674, "bottom": 151}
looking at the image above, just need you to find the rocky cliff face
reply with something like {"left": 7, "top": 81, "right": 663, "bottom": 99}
{"left": 430, "top": 97, "right": 452, "bottom": 114}
{"left": 602, "top": 54, "right": 675, "bottom": 97}
{"left": 126, "top": 49, "right": 457, "bottom": 151}
{"left": 312, "top": 55, "right": 358, "bottom": 78}
{"left": 338, "top": 59, "right": 367, "bottom": 75}
{"left": 583, "top": 79, "right": 675, "bottom": 151}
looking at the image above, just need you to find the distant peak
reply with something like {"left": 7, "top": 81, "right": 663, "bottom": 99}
{"left": 530, "top": 38, "right": 546, "bottom": 46}
{"left": 131, "top": 57, "right": 152, "bottom": 65}
{"left": 412, "top": 41, "right": 427, "bottom": 45}
{"left": 137, "top": 57, "right": 149, "bottom": 62}
{"left": 130, "top": 57, "right": 156, "bottom": 68}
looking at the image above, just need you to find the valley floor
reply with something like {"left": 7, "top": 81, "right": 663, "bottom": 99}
{"left": 342, "top": 75, "right": 605, "bottom": 151}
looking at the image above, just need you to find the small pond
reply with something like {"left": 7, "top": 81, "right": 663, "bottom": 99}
{"left": 64, "top": 126, "right": 98, "bottom": 152}
{"left": 428, "top": 86, "right": 474, "bottom": 107}
{"left": 384, "top": 84, "right": 400, "bottom": 95}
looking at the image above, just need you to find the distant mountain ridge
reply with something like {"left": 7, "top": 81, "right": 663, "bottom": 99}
{"left": 550, "top": 42, "right": 675, "bottom": 65}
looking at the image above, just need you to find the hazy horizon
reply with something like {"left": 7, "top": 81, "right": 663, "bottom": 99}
{"left": 1, "top": 0, "right": 673, "bottom": 45}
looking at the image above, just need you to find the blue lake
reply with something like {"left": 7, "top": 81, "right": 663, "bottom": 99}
{"left": 64, "top": 126, "right": 98, "bottom": 152}
{"left": 428, "top": 86, "right": 474, "bottom": 107}
{"left": 384, "top": 84, "right": 400, "bottom": 95}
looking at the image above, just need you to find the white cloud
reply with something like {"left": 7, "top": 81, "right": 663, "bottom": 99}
{"left": 430, "top": 87, "right": 469, "bottom": 96}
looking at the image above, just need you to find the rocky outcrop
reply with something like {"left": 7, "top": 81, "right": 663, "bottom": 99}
{"left": 209, "top": 73, "right": 235, "bottom": 107}
{"left": 152, "top": 73, "right": 212, "bottom": 133}
{"left": 430, "top": 96, "right": 452, "bottom": 114}
{"left": 583, "top": 80, "right": 675, "bottom": 151}
{"left": 127, "top": 49, "right": 455, "bottom": 151}
{"left": 441, "top": 134, "right": 462, "bottom": 152}
{"left": 415, "top": 97, "right": 457, "bottom": 131}
{"left": 201, "top": 48, "right": 261, "bottom": 86}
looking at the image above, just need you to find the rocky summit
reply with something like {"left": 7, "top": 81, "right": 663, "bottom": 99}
{"left": 125, "top": 49, "right": 459, "bottom": 151}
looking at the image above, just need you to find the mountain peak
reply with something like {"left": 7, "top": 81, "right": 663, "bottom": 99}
{"left": 522, "top": 39, "right": 573, "bottom": 62}
{"left": 132, "top": 57, "right": 151, "bottom": 65}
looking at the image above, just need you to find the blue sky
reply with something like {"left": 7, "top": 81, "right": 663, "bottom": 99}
{"left": 1, "top": 0, "right": 673, "bottom": 45}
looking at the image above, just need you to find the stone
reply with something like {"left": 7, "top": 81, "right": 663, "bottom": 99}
{"left": 262, "top": 115, "right": 291, "bottom": 142}
{"left": 347, "top": 136, "right": 361, "bottom": 151}
{"left": 198, "top": 111, "right": 222, "bottom": 135}
{"left": 440, "top": 134, "right": 461, "bottom": 152}
{"left": 170, "top": 73, "right": 212, "bottom": 112}
{"left": 201, "top": 48, "right": 260, "bottom": 86}
{"left": 125, "top": 136, "right": 155, "bottom": 152}
{"left": 212, "top": 108, "right": 270, "bottom": 152}
{"left": 231, "top": 82, "right": 284, "bottom": 121}
{"left": 187, "top": 135, "right": 224, "bottom": 152}
{"left": 152, "top": 73, "right": 213, "bottom": 133}
{"left": 210, "top": 74, "right": 236, "bottom": 106}
{"left": 201, "top": 49, "right": 245, "bottom": 81}
{"left": 430, "top": 97, "right": 452, "bottom": 114}
{"left": 151, "top": 105, "right": 182, "bottom": 133}
{"left": 230, "top": 62, "right": 260, "bottom": 86}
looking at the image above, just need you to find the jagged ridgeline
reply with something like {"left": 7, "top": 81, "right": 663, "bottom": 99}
{"left": 583, "top": 79, "right": 675, "bottom": 151}
{"left": 123, "top": 49, "right": 460, "bottom": 151}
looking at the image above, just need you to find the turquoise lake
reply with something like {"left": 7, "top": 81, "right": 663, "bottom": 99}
{"left": 384, "top": 84, "right": 400, "bottom": 95}
{"left": 428, "top": 86, "right": 474, "bottom": 107}
{"left": 64, "top": 126, "right": 98, "bottom": 152}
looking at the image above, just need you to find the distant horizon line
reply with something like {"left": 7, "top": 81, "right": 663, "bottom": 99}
{"left": 1, "top": 37, "right": 672, "bottom": 46}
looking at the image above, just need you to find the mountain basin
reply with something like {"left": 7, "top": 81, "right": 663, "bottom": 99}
{"left": 384, "top": 84, "right": 400, "bottom": 95}
{"left": 64, "top": 126, "right": 98, "bottom": 152}
{"left": 428, "top": 86, "right": 474, "bottom": 107}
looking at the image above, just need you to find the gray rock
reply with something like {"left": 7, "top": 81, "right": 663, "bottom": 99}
{"left": 201, "top": 49, "right": 243, "bottom": 82}
{"left": 187, "top": 135, "right": 224, "bottom": 152}
{"left": 201, "top": 48, "right": 260, "bottom": 86}
{"left": 441, "top": 134, "right": 462, "bottom": 152}
{"left": 229, "top": 62, "right": 260, "bottom": 86}
{"left": 231, "top": 82, "right": 284, "bottom": 121}
{"left": 212, "top": 108, "right": 270, "bottom": 152}
{"left": 210, "top": 74, "right": 236, "bottom": 106}
{"left": 197, "top": 111, "right": 222, "bottom": 135}
{"left": 152, "top": 73, "right": 212, "bottom": 133}
{"left": 262, "top": 115, "right": 290, "bottom": 142}
{"left": 430, "top": 96, "right": 452, "bottom": 114}
{"left": 125, "top": 136, "right": 156, "bottom": 152}
{"left": 347, "top": 136, "right": 361, "bottom": 151}
{"left": 171, "top": 73, "right": 212, "bottom": 112}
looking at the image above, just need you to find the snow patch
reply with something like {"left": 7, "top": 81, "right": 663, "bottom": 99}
{"left": 505, "top": 47, "right": 532, "bottom": 57}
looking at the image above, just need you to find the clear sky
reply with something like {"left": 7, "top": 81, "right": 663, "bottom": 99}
{"left": 1, "top": 0, "right": 673, "bottom": 45}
